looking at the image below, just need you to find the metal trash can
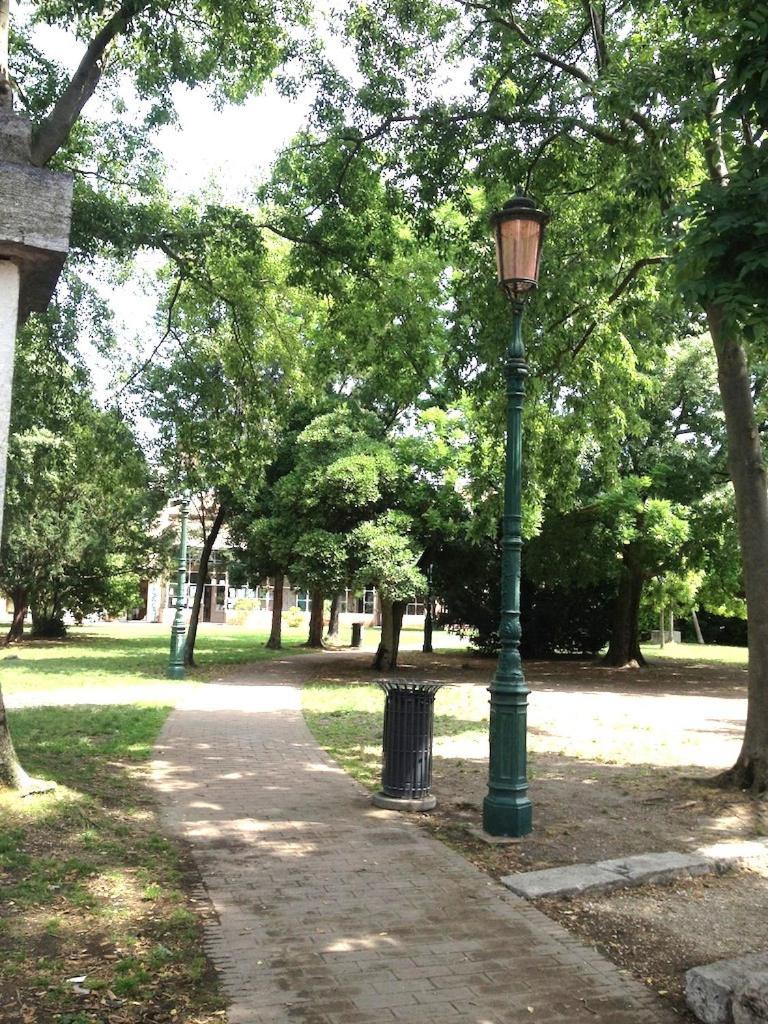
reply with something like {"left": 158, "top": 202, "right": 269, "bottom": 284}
{"left": 350, "top": 622, "right": 363, "bottom": 648}
{"left": 372, "top": 680, "right": 443, "bottom": 811}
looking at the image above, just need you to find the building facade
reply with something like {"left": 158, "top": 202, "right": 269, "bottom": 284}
{"left": 148, "top": 569, "right": 426, "bottom": 630}
{"left": 147, "top": 504, "right": 426, "bottom": 629}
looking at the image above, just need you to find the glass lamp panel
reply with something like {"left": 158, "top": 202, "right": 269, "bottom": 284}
{"left": 498, "top": 216, "right": 542, "bottom": 287}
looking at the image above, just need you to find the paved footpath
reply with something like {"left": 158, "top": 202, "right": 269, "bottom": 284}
{"left": 151, "top": 654, "right": 677, "bottom": 1024}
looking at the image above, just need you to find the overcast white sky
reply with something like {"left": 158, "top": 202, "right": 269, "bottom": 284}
{"left": 101, "top": 80, "right": 313, "bottom": 398}
{"left": 104, "top": 88, "right": 312, "bottom": 400}
{"left": 156, "top": 84, "right": 312, "bottom": 200}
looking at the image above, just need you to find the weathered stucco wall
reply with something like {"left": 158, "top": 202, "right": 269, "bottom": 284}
{"left": 0, "top": 111, "right": 72, "bottom": 322}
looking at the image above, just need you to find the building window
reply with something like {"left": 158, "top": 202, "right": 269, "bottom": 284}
{"left": 296, "top": 590, "right": 311, "bottom": 612}
{"left": 406, "top": 598, "right": 426, "bottom": 616}
{"left": 187, "top": 550, "right": 227, "bottom": 587}
{"left": 339, "top": 588, "right": 374, "bottom": 615}
{"left": 167, "top": 584, "right": 190, "bottom": 608}
{"left": 256, "top": 585, "right": 274, "bottom": 612}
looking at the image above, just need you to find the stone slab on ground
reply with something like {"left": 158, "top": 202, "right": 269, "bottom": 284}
{"left": 500, "top": 862, "right": 631, "bottom": 898}
{"left": 686, "top": 952, "right": 768, "bottom": 1024}
{"left": 151, "top": 652, "right": 677, "bottom": 1024}
{"left": 502, "top": 850, "right": 719, "bottom": 900}
{"left": 599, "top": 850, "right": 716, "bottom": 884}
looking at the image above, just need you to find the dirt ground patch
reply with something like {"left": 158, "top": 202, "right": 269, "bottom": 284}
{"left": 539, "top": 869, "right": 768, "bottom": 1020}
{"left": 304, "top": 647, "right": 768, "bottom": 1021}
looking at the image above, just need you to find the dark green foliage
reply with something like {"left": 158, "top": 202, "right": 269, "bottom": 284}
{"left": 1, "top": 309, "right": 165, "bottom": 635}
{"left": 678, "top": 154, "right": 768, "bottom": 337}
{"left": 678, "top": 612, "right": 748, "bottom": 647}
{"left": 521, "top": 581, "right": 615, "bottom": 660}
{"left": 241, "top": 403, "right": 425, "bottom": 600}
{"left": 434, "top": 537, "right": 612, "bottom": 658}
{"left": 30, "top": 616, "right": 66, "bottom": 640}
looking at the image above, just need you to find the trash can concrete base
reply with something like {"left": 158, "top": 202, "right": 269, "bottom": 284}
{"left": 372, "top": 791, "right": 437, "bottom": 812}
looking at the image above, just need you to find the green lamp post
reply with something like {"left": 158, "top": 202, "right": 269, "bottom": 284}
{"left": 167, "top": 491, "right": 191, "bottom": 680}
{"left": 483, "top": 194, "right": 550, "bottom": 837}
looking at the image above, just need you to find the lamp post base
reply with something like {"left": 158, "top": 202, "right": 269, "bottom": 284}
{"left": 482, "top": 793, "right": 532, "bottom": 839}
{"left": 168, "top": 625, "right": 186, "bottom": 680}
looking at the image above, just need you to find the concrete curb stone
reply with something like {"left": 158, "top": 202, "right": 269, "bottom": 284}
{"left": 501, "top": 850, "right": 719, "bottom": 899}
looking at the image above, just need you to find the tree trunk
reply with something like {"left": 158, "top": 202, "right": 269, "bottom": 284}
{"left": 708, "top": 306, "right": 768, "bottom": 792}
{"left": 389, "top": 600, "right": 405, "bottom": 670}
{"left": 0, "top": 684, "right": 25, "bottom": 788}
{"left": 137, "top": 579, "right": 148, "bottom": 620}
{"left": 0, "top": 683, "right": 53, "bottom": 792}
{"left": 183, "top": 504, "right": 226, "bottom": 668}
{"left": 0, "top": 0, "right": 13, "bottom": 111}
{"left": 659, "top": 609, "right": 665, "bottom": 648}
{"left": 305, "top": 589, "right": 324, "bottom": 648}
{"left": 4, "top": 586, "right": 27, "bottom": 644}
{"left": 603, "top": 562, "right": 647, "bottom": 667}
{"left": 326, "top": 593, "right": 340, "bottom": 640}
{"left": 372, "top": 597, "right": 394, "bottom": 671}
{"left": 372, "top": 598, "right": 406, "bottom": 671}
{"left": 30, "top": 0, "right": 152, "bottom": 167}
{"left": 265, "top": 573, "right": 284, "bottom": 650}
{"left": 692, "top": 608, "right": 705, "bottom": 645}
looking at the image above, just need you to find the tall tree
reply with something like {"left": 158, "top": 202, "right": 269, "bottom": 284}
{"left": 137, "top": 236, "right": 316, "bottom": 664}
{"left": 183, "top": 498, "right": 227, "bottom": 667}
{"left": 351, "top": 512, "right": 423, "bottom": 671}
{"left": 0, "top": 0, "right": 315, "bottom": 789}
{"left": 247, "top": 404, "right": 431, "bottom": 666}
{"left": 598, "top": 339, "right": 725, "bottom": 664}
{"left": 273, "top": 405, "right": 404, "bottom": 644}
{"left": 268, "top": 0, "right": 768, "bottom": 790}
{"left": 0, "top": 303, "right": 162, "bottom": 639}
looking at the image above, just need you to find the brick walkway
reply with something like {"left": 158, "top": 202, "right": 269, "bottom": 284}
{"left": 152, "top": 654, "right": 676, "bottom": 1024}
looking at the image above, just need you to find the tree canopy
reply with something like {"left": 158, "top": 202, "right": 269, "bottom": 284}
{"left": 2, "top": 303, "right": 163, "bottom": 639}
{"left": 3, "top": 0, "right": 768, "bottom": 794}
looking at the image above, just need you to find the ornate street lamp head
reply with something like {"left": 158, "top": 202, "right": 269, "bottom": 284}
{"left": 491, "top": 194, "right": 550, "bottom": 302}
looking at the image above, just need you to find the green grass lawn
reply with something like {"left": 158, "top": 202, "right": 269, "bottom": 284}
{"left": 0, "top": 701, "right": 228, "bottom": 1022}
{"left": 302, "top": 641, "right": 751, "bottom": 794}
{"left": 302, "top": 683, "right": 384, "bottom": 790}
{"left": 641, "top": 641, "right": 748, "bottom": 665}
{"left": 1, "top": 621, "right": 304, "bottom": 696}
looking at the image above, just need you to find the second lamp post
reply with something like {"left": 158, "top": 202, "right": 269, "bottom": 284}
{"left": 168, "top": 492, "right": 191, "bottom": 680}
{"left": 483, "top": 194, "right": 549, "bottom": 838}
